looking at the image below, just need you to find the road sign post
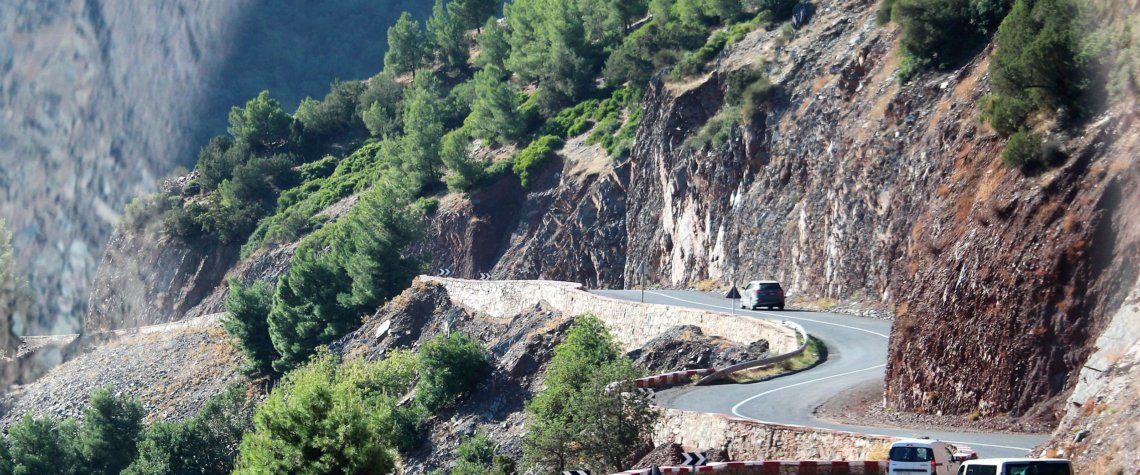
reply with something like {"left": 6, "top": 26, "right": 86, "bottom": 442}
{"left": 725, "top": 286, "right": 741, "bottom": 315}
{"left": 637, "top": 262, "right": 647, "bottom": 302}
{"left": 682, "top": 451, "right": 707, "bottom": 473}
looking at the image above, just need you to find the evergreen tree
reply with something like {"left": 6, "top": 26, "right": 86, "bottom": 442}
{"left": 427, "top": 0, "right": 470, "bottom": 71}
{"left": 359, "top": 73, "right": 406, "bottom": 138}
{"left": 80, "top": 387, "right": 145, "bottom": 475}
{"left": 223, "top": 279, "right": 279, "bottom": 377}
{"left": 474, "top": 17, "right": 510, "bottom": 70}
{"left": 234, "top": 355, "right": 397, "bottom": 475}
{"left": 0, "top": 218, "right": 31, "bottom": 356}
{"left": 7, "top": 416, "right": 83, "bottom": 475}
{"left": 227, "top": 91, "right": 293, "bottom": 152}
{"left": 267, "top": 238, "right": 354, "bottom": 373}
{"left": 415, "top": 333, "right": 490, "bottom": 411}
{"left": 124, "top": 387, "right": 253, "bottom": 475}
{"left": 466, "top": 66, "right": 523, "bottom": 145}
{"left": 986, "top": 0, "right": 1088, "bottom": 135}
{"left": 267, "top": 178, "right": 421, "bottom": 373}
{"left": 401, "top": 77, "right": 447, "bottom": 186}
{"left": 521, "top": 316, "right": 656, "bottom": 474}
{"left": 440, "top": 129, "right": 484, "bottom": 192}
{"left": 451, "top": 0, "right": 500, "bottom": 31}
{"left": 385, "top": 12, "right": 429, "bottom": 78}
{"left": 506, "top": 0, "right": 596, "bottom": 110}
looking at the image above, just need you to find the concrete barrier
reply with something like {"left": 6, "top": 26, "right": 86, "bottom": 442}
{"left": 635, "top": 368, "right": 718, "bottom": 388}
{"left": 654, "top": 409, "right": 895, "bottom": 462}
{"left": 421, "top": 277, "right": 799, "bottom": 354}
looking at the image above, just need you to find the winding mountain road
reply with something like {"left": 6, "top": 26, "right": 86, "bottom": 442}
{"left": 593, "top": 289, "right": 1048, "bottom": 458}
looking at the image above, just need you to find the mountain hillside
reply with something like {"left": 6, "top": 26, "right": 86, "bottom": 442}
{"left": 8, "top": 0, "right": 1138, "bottom": 472}
{"left": 0, "top": 0, "right": 430, "bottom": 336}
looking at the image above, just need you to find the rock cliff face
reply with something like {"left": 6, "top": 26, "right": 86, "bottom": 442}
{"left": 622, "top": 0, "right": 1139, "bottom": 420}
{"left": 84, "top": 226, "right": 238, "bottom": 331}
{"left": 0, "top": 0, "right": 246, "bottom": 332}
{"left": 417, "top": 134, "right": 629, "bottom": 288}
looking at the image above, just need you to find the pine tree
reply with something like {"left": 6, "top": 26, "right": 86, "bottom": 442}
{"left": 452, "top": 0, "right": 500, "bottom": 31}
{"left": 475, "top": 17, "right": 510, "bottom": 70}
{"left": 401, "top": 77, "right": 446, "bottom": 186}
{"left": 223, "top": 279, "right": 279, "bottom": 377}
{"left": 80, "top": 387, "right": 145, "bottom": 475}
{"left": 385, "top": 12, "right": 428, "bottom": 78}
{"left": 441, "top": 129, "right": 484, "bottom": 192}
{"left": 227, "top": 91, "right": 293, "bottom": 151}
{"left": 428, "top": 0, "right": 470, "bottom": 71}
{"left": 466, "top": 66, "right": 523, "bottom": 146}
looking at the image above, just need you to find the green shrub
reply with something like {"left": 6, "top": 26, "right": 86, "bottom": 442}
{"left": 121, "top": 192, "right": 175, "bottom": 231}
{"left": 757, "top": 0, "right": 797, "bottom": 22}
{"left": 886, "top": 0, "right": 1013, "bottom": 78}
{"left": 521, "top": 316, "right": 656, "bottom": 474}
{"left": 986, "top": 0, "right": 1089, "bottom": 134}
{"left": 412, "top": 196, "right": 440, "bottom": 216}
{"left": 234, "top": 353, "right": 398, "bottom": 474}
{"left": 7, "top": 416, "right": 83, "bottom": 475}
{"left": 124, "top": 387, "right": 253, "bottom": 475}
{"left": 741, "top": 76, "right": 778, "bottom": 121}
{"left": 1001, "top": 129, "right": 1043, "bottom": 170}
{"left": 512, "top": 135, "right": 564, "bottom": 188}
{"left": 223, "top": 279, "right": 278, "bottom": 377}
{"left": 416, "top": 332, "right": 490, "bottom": 412}
{"left": 689, "top": 106, "right": 740, "bottom": 151}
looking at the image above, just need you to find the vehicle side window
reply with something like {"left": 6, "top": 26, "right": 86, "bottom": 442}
{"left": 964, "top": 466, "right": 996, "bottom": 475}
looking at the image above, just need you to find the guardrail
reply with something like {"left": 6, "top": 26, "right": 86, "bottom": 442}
{"left": 695, "top": 321, "right": 809, "bottom": 385}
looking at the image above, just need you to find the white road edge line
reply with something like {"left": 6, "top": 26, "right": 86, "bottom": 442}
{"left": 730, "top": 364, "right": 887, "bottom": 418}
{"left": 640, "top": 290, "right": 1038, "bottom": 453}
{"left": 643, "top": 291, "right": 890, "bottom": 339}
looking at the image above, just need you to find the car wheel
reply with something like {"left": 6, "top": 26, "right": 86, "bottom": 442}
{"left": 777, "top": 304, "right": 785, "bottom": 310}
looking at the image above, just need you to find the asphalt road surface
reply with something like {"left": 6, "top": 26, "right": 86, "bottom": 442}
{"left": 593, "top": 289, "right": 1049, "bottom": 458}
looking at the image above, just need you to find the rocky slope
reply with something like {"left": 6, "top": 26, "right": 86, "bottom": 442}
{"left": 0, "top": 316, "right": 243, "bottom": 426}
{"left": 622, "top": 0, "right": 1139, "bottom": 423}
{"left": 69, "top": 0, "right": 1138, "bottom": 458}
{"left": 1039, "top": 276, "right": 1140, "bottom": 472}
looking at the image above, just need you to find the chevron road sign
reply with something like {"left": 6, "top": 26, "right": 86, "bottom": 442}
{"left": 438, "top": 268, "right": 452, "bottom": 277}
{"left": 479, "top": 272, "right": 491, "bottom": 280}
{"left": 562, "top": 471, "right": 590, "bottom": 475}
{"left": 682, "top": 451, "right": 707, "bottom": 466}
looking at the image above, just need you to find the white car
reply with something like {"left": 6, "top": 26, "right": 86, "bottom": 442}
{"left": 957, "top": 458, "right": 1071, "bottom": 475}
{"left": 887, "top": 438, "right": 977, "bottom": 475}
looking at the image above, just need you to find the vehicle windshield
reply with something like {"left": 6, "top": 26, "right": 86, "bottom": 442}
{"left": 962, "top": 466, "right": 996, "bottom": 475}
{"left": 758, "top": 283, "right": 781, "bottom": 290}
{"left": 1005, "top": 462, "right": 1071, "bottom": 475}
{"left": 889, "top": 446, "right": 934, "bottom": 462}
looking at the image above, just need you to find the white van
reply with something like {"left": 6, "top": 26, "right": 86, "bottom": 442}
{"left": 956, "top": 458, "right": 1072, "bottom": 475}
{"left": 887, "top": 438, "right": 977, "bottom": 475}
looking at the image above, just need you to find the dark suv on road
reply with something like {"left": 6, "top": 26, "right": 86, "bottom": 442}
{"left": 742, "top": 280, "right": 785, "bottom": 310}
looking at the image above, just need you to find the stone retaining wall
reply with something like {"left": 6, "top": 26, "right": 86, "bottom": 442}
{"left": 422, "top": 277, "right": 798, "bottom": 353}
{"left": 615, "top": 461, "right": 885, "bottom": 474}
{"left": 654, "top": 409, "right": 895, "bottom": 461}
